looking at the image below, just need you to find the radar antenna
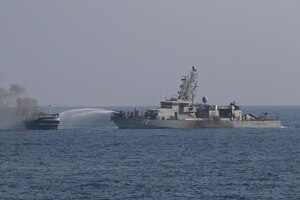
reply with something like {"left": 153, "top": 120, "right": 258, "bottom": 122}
{"left": 177, "top": 66, "right": 198, "bottom": 104}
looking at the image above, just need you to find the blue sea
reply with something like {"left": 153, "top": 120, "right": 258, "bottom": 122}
{"left": 0, "top": 106, "right": 299, "bottom": 199}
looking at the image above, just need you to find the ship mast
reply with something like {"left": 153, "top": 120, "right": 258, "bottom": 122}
{"left": 177, "top": 66, "right": 198, "bottom": 104}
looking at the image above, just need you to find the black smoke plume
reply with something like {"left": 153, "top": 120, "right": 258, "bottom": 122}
{"left": 0, "top": 84, "right": 38, "bottom": 129}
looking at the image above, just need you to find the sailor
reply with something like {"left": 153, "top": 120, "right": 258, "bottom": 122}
{"left": 134, "top": 108, "right": 139, "bottom": 118}
{"left": 232, "top": 113, "right": 236, "bottom": 121}
{"left": 127, "top": 111, "right": 130, "bottom": 118}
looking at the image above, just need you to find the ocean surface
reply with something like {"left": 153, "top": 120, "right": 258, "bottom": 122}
{"left": 0, "top": 106, "right": 299, "bottom": 199}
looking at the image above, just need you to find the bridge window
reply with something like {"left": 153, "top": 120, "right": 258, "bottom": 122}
{"left": 161, "top": 102, "right": 172, "bottom": 108}
{"left": 219, "top": 109, "right": 231, "bottom": 118}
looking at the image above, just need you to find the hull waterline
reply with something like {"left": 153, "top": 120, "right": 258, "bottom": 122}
{"left": 112, "top": 118, "right": 281, "bottom": 129}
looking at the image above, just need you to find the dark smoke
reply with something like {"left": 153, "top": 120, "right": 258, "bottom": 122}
{"left": 0, "top": 84, "right": 38, "bottom": 129}
{"left": 0, "top": 84, "right": 25, "bottom": 107}
{"left": 17, "top": 97, "right": 38, "bottom": 116}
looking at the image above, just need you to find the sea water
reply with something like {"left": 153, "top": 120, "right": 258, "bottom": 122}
{"left": 0, "top": 106, "right": 299, "bottom": 199}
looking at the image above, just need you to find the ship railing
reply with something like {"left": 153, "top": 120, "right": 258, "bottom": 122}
{"left": 111, "top": 110, "right": 158, "bottom": 120}
{"left": 256, "top": 112, "right": 280, "bottom": 121}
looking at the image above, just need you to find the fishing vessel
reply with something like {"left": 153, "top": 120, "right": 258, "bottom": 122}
{"left": 111, "top": 67, "right": 281, "bottom": 129}
{"left": 24, "top": 106, "right": 60, "bottom": 130}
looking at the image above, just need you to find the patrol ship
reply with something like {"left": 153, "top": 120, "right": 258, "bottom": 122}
{"left": 111, "top": 67, "right": 281, "bottom": 129}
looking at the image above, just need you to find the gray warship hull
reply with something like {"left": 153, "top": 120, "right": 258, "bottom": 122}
{"left": 112, "top": 118, "right": 281, "bottom": 129}
{"left": 111, "top": 67, "right": 282, "bottom": 129}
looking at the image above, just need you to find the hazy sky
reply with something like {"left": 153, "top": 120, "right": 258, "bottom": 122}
{"left": 1, "top": 0, "right": 300, "bottom": 106}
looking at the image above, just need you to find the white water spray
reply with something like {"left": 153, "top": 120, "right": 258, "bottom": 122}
{"left": 59, "top": 108, "right": 115, "bottom": 129}
{"left": 60, "top": 108, "right": 114, "bottom": 117}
